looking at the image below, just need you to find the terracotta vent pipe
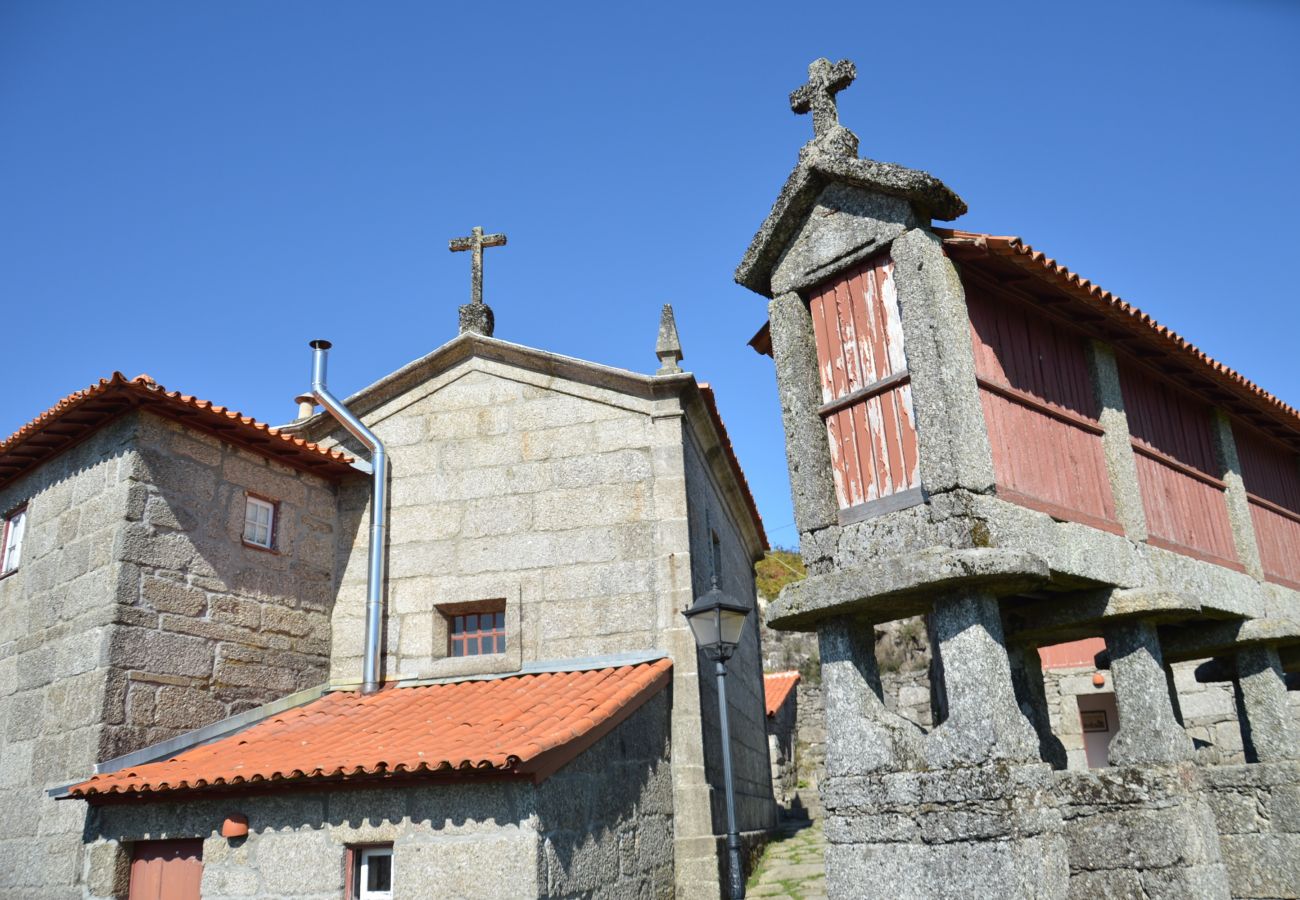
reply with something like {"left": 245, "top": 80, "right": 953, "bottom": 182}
{"left": 309, "top": 340, "right": 388, "bottom": 695}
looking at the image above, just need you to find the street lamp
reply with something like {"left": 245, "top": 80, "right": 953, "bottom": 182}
{"left": 683, "top": 575, "right": 751, "bottom": 900}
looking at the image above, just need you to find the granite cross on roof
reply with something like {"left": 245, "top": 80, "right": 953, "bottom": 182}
{"left": 448, "top": 226, "right": 507, "bottom": 307}
{"left": 789, "top": 58, "right": 859, "bottom": 158}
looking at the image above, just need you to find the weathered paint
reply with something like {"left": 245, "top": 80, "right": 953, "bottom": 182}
{"left": 966, "top": 283, "right": 1118, "bottom": 531}
{"left": 1039, "top": 636, "right": 1107, "bottom": 670}
{"left": 1235, "top": 423, "right": 1300, "bottom": 588}
{"left": 128, "top": 839, "right": 203, "bottom": 900}
{"left": 808, "top": 255, "right": 920, "bottom": 510}
{"left": 1119, "top": 363, "right": 1238, "bottom": 566}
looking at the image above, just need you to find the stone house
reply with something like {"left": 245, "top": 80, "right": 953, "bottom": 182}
{"left": 744, "top": 57, "right": 1300, "bottom": 899}
{"left": 0, "top": 308, "right": 775, "bottom": 897}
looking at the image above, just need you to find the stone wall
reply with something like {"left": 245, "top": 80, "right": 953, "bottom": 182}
{"left": 1204, "top": 760, "right": 1300, "bottom": 899}
{"left": 83, "top": 687, "right": 674, "bottom": 900}
{"left": 0, "top": 411, "right": 342, "bottom": 899}
{"left": 325, "top": 363, "right": 672, "bottom": 683}
{"left": 682, "top": 421, "right": 776, "bottom": 837}
{"left": 0, "top": 419, "right": 135, "bottom": 899}
{"left": 103, "top": 413, "right": 338, "bottom": 759}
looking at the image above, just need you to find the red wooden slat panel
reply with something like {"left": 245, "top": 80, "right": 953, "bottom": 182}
{"left": 1118, "top": 363, "right": 1238, "bottom": 565}
{"left": 966, "top": 285, "right": 1117, "bottom": 528}
{"left": 808, "top": 256, "right": 919, "bottom": 510}
{"left": 1235, "top": 424, "right": 1300, "bottom": 586}
{"left": 130, "top": 839, "right": 203, "bottom": 900}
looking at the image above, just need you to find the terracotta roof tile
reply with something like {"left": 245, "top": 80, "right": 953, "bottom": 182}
{"left": 763, "top": 670, "right": 800, "bottom": 717}
{"left": 697, "top": 384, "right": 769, "bottom": 550}
{"left": 0, "top": 373, "right": 354, "bottom": 488}
{"left": 69, "top": 659, "right": 672, "bottom": 800}
{"left": 748, "top": 230, "right": 1300, "bottom": 449}
{"left": 937, "top": 229, "right": 1300, "bottom": 446}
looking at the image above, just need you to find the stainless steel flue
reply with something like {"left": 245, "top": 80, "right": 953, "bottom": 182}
{"left": 309, "top": 340, "right": 388, "bottom": 695}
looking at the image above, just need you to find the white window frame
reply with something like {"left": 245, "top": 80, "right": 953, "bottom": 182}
{"left": 357, "top": 846, "right": 393, "bottom": 900}
{"left": 1, "top": 507, "right": 26, "bottom": 576}
{"left": 242, "top": 495, "right": 276, "bottom": 550}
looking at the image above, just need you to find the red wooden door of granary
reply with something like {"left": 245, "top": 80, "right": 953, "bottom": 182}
{"left": 128, "top": 839, "right": 203, "bottom": 900}
{"left": 1118, "top": 363, "right": 1238, "bottom": 567}
{"left": 807, "top": 254, "right": 920, "bottom": 513}
{"left": 965, "top": 282, "right": 1118, "bottom": 531}
{"left": 1234, "top": 424, "right": 1300, "bottom": 589}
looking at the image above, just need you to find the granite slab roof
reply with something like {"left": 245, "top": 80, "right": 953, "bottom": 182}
{"left": 0, "top": 372, "right": 355, "bottom": 489}
{"left": 68, "top": 659, "right": 673, "bottom": 800}
{"left": 763, "top": 670, "right": 801, "bottom": 717}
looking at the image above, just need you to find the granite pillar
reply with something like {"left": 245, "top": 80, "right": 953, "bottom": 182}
{"left": 925, "top": 589, "right": 1040, "bottom": 768}
{"left": 769, "top": 291, "right": 839, "bottom": 536}
{"left": 1235, "top": 644, "right": 1300, "bottom": 763}
{"left": 1104, "top": 619, "right": 1193, "bottom": 766}
{"left": 1008, "top": 641, "right": 1069, "bottom": 770}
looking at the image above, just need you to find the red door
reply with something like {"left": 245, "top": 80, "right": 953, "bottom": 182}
{"left": 129, "top": 839, "right": 203, "bottom": 900}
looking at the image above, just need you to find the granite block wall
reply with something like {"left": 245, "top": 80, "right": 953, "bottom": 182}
{"left": 0, "top": 410, "right": 342, "bottom": 899}
{"left": 102, "top": 413, "right": 338, "bottom": 760}
{"left": 83, "top": 686, "right": 674, "bottom": 900}
{"left": 0, "top": 419, "right": 135, "bottom": 900}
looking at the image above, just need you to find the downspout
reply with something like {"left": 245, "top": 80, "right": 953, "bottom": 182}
{"left": 309, "top": 340, "right": 388, "bottom": 695}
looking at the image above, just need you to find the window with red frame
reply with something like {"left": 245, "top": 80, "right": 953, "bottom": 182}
{"left": 450, "top": 611, "right": 505, "bottom": 657}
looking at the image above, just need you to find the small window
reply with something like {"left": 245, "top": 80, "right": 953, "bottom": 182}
{"left": 450, "top": 611, "right": 506, "bottom": 657}
{"left": 242, "top": 495, "right": 276, "bottom": 550}
{"left": 1, "top": 507, "right": 26, "bottom": 576}
{"left": 353, "top": 845, "right": 393, "bottom": 900}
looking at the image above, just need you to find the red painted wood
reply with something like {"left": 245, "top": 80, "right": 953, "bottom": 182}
{"left": 808, "top": 255, "right": 919, "bottom": 509}
{"left": 966, "top": 284, "right": 1117, "bottom": 528}
{"left": 129, "top": 839, "right": 203, "bottom": 900}
{"left": 1235, "top": 424, "right": 1300, "bottom": 587}
{"left": 1039, "top": 637, "right": 1107, "bottom": 670}
{"left": 1119, "top": 363, "right": 1238, "bottom": 564}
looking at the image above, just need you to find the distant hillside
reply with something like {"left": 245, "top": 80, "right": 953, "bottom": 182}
{"left": 755, "top": 548, "right": 806, "bottom": 601}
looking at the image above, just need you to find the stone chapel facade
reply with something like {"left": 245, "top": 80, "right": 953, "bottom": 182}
{"left": 744, "top": 58, "right": 1300, "bottom": 899}
{"left": 0, "top": 309, "right": 775, "bottom": 897}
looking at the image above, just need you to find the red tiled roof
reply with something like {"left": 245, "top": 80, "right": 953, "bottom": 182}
{"left": 698, "top": 383, "right": 769, "bottom": 550}
{"left": 937, "top": 230, "right": 1300, "bottom": 449}
{"left": 0, "top": 373, "right": 355, "bottom": 489}
{"left": 763, "top": 670, "right": 800, "bottom": 717}
{"left": 69, "top": 659, "right": 673, "bottom": 800}
{"left": 748, "top": 230, "right": 1300, "bottom": 450}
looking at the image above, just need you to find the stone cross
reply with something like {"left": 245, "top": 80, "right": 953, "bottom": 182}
{"left": 448, "top": 226, "right": 507, "bottom": 307}
{"left": 789, "top": 58, "right": 859, "bottom": 157}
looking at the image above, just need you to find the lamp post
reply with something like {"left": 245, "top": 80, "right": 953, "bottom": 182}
{"left": 683, "top": 575, "right": 751, "bottom": 900}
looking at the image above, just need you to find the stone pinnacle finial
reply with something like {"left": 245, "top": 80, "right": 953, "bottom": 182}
{"left": 790, "top": 57, "right": 859, "bottom": 159}
{"left": 655, "top": 304, "right": 684, "bottom": 375}
{"left": 449, "top": 225, "right": 507, "bottom": 337}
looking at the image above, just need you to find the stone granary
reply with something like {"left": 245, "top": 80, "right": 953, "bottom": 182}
{"left": 742, "top": 58, "right": 1300, "bottom": 899}
{"left": 0, "top": 265, "right": 776, "bottom": 897}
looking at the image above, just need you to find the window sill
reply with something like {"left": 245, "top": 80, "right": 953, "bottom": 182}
{"left": 0, "top": 569, "right": 17, "bottom": 582}
{"left": 240, "top": 540, "right": 280, "bottom": 556}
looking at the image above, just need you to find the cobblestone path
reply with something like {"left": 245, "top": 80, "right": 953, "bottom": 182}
{"left": 746, "top": 819, "right": 827, "bottom": 900}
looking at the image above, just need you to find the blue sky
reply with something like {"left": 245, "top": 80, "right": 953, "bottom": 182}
{"left": 3, "top": 1, "right": 1297, "bottom": 550}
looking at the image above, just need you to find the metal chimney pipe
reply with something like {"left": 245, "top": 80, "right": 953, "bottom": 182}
{"left": 309, "top": 340, "right": 388, "bottom": 695}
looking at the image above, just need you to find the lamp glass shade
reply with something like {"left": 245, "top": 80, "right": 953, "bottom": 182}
{"left": 719, "top": 606, "right": 747, "bottom": 647}
{"left": 683, "top": 587, "right": 749, "bottom": 656}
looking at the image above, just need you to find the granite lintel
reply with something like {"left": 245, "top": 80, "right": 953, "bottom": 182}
{"left": 766, "top": 547, "right": 1048, "bottom": 631}
{"left": 1003, "top": 587, "right": 1202, "bottom": 646}
{"left": 1160, "top": 617, "right": 1300, "bottom": 665}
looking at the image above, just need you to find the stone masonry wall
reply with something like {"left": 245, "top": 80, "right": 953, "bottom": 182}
{"left": 682, "top": 423, "right": 776, "bottom": 836}
{"left": 1044, "top": 661, "right": 1300, "bottom": 770}
{"left": 327, "top": 364, "right": 669, "bottom": 682}
{"left": 0, "top": 419, "right": 135, "bottom": 899}
{"left": 83, "top": 686, "right": 674, "bottom": 900}
{"left": 102, "top": 412, "right": 338, "bottom": 761}
{"left": 1203, "top": 760, "right": 1300, "bottom": 899}
{"left": 0, "top": 410, "right": 341, "bottom": 900}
